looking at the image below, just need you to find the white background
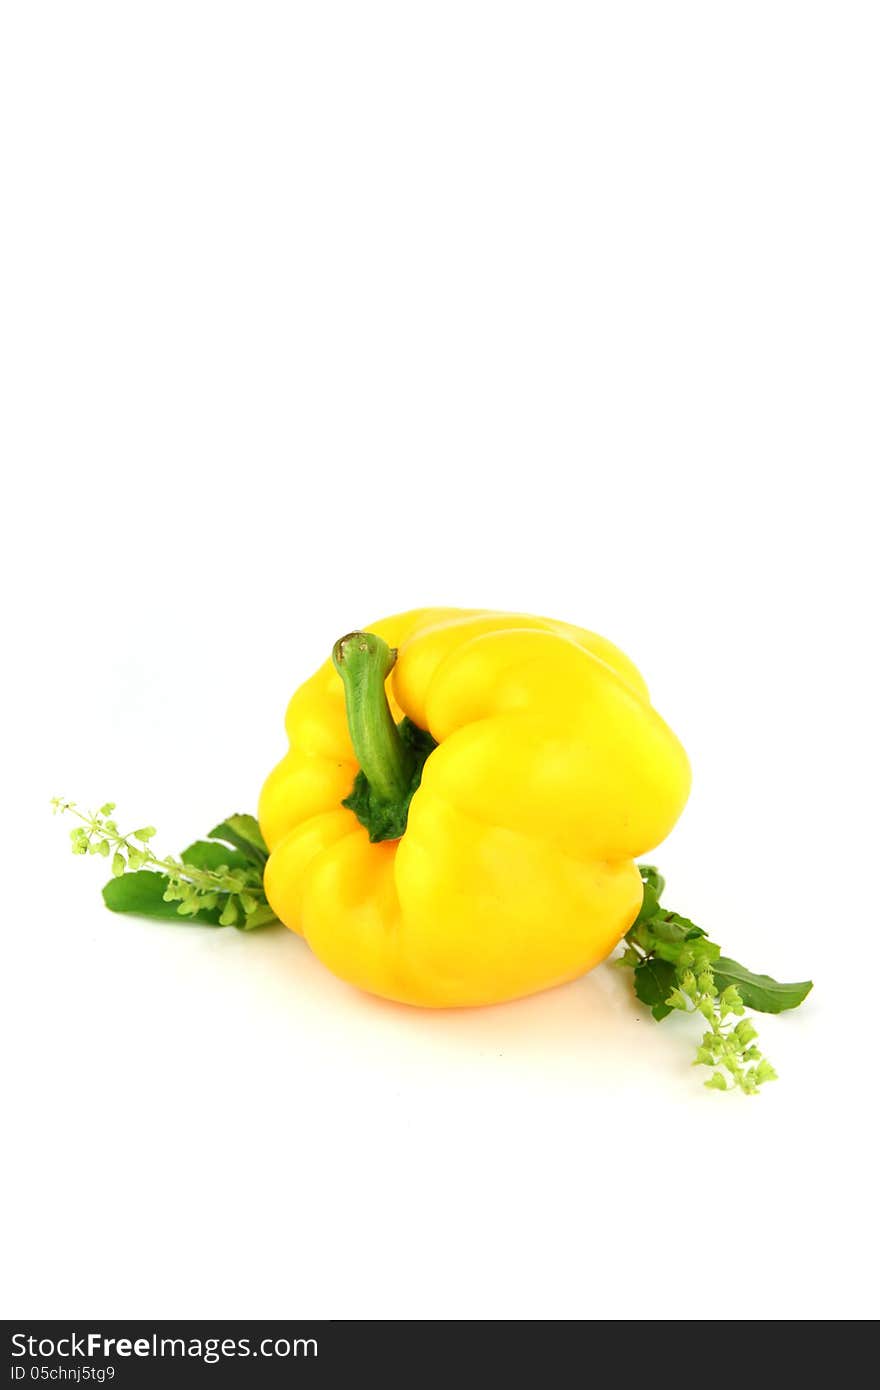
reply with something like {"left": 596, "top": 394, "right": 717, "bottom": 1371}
{"left": 2, "top": 2, "right": 877, "bottom": 1321}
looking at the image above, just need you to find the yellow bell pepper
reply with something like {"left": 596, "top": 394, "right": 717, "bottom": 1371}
{"left": 259, "top": 608, "right": 691, "bottom": 1008}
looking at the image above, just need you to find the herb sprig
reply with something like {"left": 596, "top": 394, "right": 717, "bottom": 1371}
{"left": 51, "top": 799, "right": 278, "bottom": 930}
{"left": 621, "top": 866, "right": 812, "bottom": 1093}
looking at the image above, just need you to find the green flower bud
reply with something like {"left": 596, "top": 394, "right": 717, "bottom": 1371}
{"left": 755, "top": 1059, "right": 778, "bottom": 1085}
{"left": 705, "top": 1073, "right": 728, "bottom": 1091}
{"left": 112, "top": 852, "right": 126, "bottom": 877}
{"left": 734, "top": 1019, "right": 759, "bottom": 1046}
{"left": 665, "top": 988, "right": 690, "bottom": 1012}
{"left": 219, "top": 896, "right": 239, "bottom": 927}
{"left": 134, "top": 827, "right": 157, "bottom": 842}
{"left": 679, "top": 969, "right": 697, "bottom": 998}
{"left": 100, "top": 803, "right": 116, "bottom": 816}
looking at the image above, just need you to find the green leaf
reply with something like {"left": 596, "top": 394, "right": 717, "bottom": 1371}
{"left": 207, "top": 814, "right": 269, "bottom": 865}
{"left": 180, "top": 840, "right": 251, "bottom": 873}
{"left": 653, "top": 937, "right": 720, "bottom": 965}
{"left": 102, "top": 871, "right": 225, "bottom": 925}
{"left": 647, "top": 911, "right": 708, "bottom": 945}
{"left": 712, "top": 958, "right": 813, "bottom": 1015}
{"left": 638, "top": 864, "right": 665, "bottom": 895}
{"left": 636, "top": 864, "right": 665, "bottom": 922}
{"left": 662, "top": 911, "right": 707, "bottom": 940}
{"left": 633, "top": 957, "right": 678, "bottom": 1021}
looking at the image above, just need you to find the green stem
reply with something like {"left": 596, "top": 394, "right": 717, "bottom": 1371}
{"left": 332, "top": 631, "right": 416, "bottom": 804}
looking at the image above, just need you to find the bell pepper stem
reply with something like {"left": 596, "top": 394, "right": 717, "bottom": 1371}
{"left": 332, "top": 632, "right": 416, "bottom": 804}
